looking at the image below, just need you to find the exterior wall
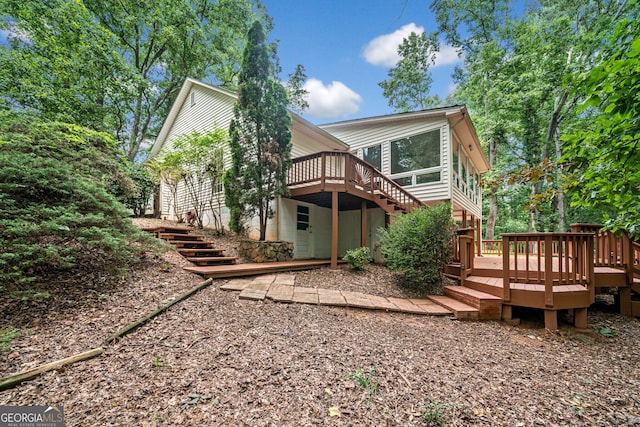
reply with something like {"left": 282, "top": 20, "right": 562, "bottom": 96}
{"left": 337, "top": 208, "right": 386, "bottom": 257}
{"left": 325, "top": 118, "right": 451, "bottom": 204}
{"left": 157, "top": 83, "right": 347, "bottom": 239}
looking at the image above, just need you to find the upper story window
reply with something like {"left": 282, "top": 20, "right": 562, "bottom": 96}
{"left": 389, "top": 129, "right": 441, "bottom": 186}
{"left": 390, "top": 129, "right": 440, "bottom": 174}
{"left": 362, "top": 144, "right": 381, "bottom": 170}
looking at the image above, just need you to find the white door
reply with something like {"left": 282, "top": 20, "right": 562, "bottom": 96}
{"left": 295, "top": 203, "right": 312, "bottom": 258}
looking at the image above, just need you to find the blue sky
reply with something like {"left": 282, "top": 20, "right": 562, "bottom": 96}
{"left": 263, "top": 0, "right": 463, "bottom": 124}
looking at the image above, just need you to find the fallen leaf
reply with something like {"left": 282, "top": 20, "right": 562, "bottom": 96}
{"left": 328, "top": 406, "right": 341, "bottom": 417}
{"left": 324, "top": 388, "right": 333, "bottom": 396}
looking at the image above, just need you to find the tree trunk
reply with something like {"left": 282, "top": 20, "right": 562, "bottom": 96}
{"left": 485, "top": 187, "right": 499, "bottom": 240}
{"left": 484, "top": 135, "right": 499, "bottom": 240}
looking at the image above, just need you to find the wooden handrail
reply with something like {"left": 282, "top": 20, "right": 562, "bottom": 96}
{"left": 482, "top": 239, "right": 503, "bottom": 255}
{"left": 501, "top": 233, "right": 594, "bottom": 305}
{"left": 288, "top": 151, "right": 424, "bottom": 211}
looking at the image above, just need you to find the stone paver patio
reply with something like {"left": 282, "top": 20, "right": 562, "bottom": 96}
{"left": 221, "top": 274, "right": 452, "bottom": 316}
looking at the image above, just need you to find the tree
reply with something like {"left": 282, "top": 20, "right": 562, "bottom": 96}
{"left": 562, "top": 9, "right": 640, "bottom": 237}
{"left": 159, "top": 129, "right": 227, "bottom": 230}
{"left": 286, "top": 64, "right": 309, "bottom": 115}
{"left": 433, "top": 0, "right": 635, "bottom": 234}
{"left": 225, "top": 20, "right": 292, "bottom": 241}
{"left": 379, "top": 31, "right": 442, "bottom": 112}
{"left": 0, "top": 111, "right": 160, "bottom": 289}
{"left": 0, "top": 0, "right": 265, "bottom": 160}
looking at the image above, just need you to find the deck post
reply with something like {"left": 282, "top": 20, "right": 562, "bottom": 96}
{"left": 544, "top": 310, "right": 558, "bottom": 330}
{"left": 502, "top": 235, "right": 511, "bottom": 302}
{"left": 574, "top": 308, "right": 588, "bottom": 329}
{"left": 476, "top": 217, "right": 482, "bottom": 256}
{"left": 544, "top": 235, "right": 554, "bottom": 307}
{"left": 360, "top": 200, "right": 367, "bottom": 247}
{"left": 331, "top": 191, "right": 339, "bottom": 270}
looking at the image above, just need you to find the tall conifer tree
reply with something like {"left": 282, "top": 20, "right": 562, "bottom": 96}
{"left": 225, "top": 20, "right": 292, "bottom": 241}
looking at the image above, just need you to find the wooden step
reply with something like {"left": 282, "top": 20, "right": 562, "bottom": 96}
{"left": 143, "top": 226, "right": 191, "bottom": 234}
{"left": 158, "top": 233, "right": 203, "bottom": 241}
{"left": 178, "top": 248, "right": 226, "bottom": 257}
{"left": 427, "top": 295, "right": 479, "bottom": 320}
{"left": 168, "top": 240, "right": 214, "bottom": 249}
{"left": 444, "top": 286, "right": 502, "bottom": 320}
{"left": 185, "top": 256, "right": 238, "bottom": 266}
{"left": 184, "top": 260, "right": 346, "bottom": 279}
{"left": 594, "top": 266, "right": 627, "bottom": 287}
{"left": 463, "top": 275, "right": 503, "bottom": 298}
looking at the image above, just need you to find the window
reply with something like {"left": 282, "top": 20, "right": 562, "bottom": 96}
{"left": 390, "top": 129, "right": 440, "bottom": 174}
{"left": 296, "top": 205, "right": 309, "bottom": 231}
{"left": 362, "top": 145, "right": 381, "bottom": 170}
{"left": 190, "top": 91, "right": 196, "bottom": 107}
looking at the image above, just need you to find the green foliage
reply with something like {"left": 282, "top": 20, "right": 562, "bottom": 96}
{"left": 225, "top": 20, "right": 292, "bottom": 240}
{"left": 379, "top": 31, "right": 442, "bottom": 112}
{"left": 1, "top": 0, "right": 266, "bottom": 160}
{"left": 121, "top": 162, "right": 158, "bottom": 217}
{"left": 0, "top": 327, "right": 20, "bottom": 352}
{"left": 562, "top": 8, "right": 640, "bottom": 237}
{"left": 379, "top": 203, "right": 455, "bottom": 285}
{"left": 157, "top": 129, "right": 227, "bottom": 229}
{"left": 0, "top": 112, "right": 161, "bottom": 289}
{"left": 345, "top": 367, "right": 378, "bottom": 395}
{"left": 423, "top": 400, "right": 445, "bottom": 426}
{"left": 594, "top": 327, "right": 616, "bottom": 338}
{"left": 343, "top": 246, "right": 372, "bottom": 271}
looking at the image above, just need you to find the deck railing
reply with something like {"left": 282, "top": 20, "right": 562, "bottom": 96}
{"left": 482, "top": 240, "right": 503, "bottom": 255}
{"left": 288, "top": 151, "right": 424, "bottom": 211}
{"left": 501, "top": 233, "right": 594, "bottom": 306}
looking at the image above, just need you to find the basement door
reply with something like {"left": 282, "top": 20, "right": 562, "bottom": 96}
{"left": 295, "top": 203, "right": 313, "bottom": 258}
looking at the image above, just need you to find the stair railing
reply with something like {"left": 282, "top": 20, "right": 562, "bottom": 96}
{"left": 289, "top": 151, "right": 424, "bottom": 212}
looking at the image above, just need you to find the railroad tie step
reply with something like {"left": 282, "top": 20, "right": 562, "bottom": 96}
{"left": 427, "top": 295, "right": 479, "bottom": 320}
{"left": 186, "top": 256, "right": 238, "bottom": 266}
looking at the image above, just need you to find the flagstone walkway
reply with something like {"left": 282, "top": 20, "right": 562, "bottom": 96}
{"left": 220, "top": 273, "right": 453, "bottom": 316}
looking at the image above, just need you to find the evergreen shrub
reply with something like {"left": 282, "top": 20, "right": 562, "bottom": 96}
{"left": 0, "top": 112, "right": 161, "bottom": 290}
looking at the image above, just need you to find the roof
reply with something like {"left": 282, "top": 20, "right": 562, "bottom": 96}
{"left": 149, "top": 78, "right": 349, "bottom": 158}
{"left": 320, "top": 105, "right": 490, "bottom": 173}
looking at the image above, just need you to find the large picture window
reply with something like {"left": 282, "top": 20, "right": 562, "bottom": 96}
{"left": 362, "top": 144, "right": 381, "bottom": 170}
{"left": 390, "top": 129, "right": 440, "bottom": 174}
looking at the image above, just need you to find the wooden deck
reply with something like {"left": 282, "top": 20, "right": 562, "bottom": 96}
{"left": 450, "top": 225, "right": 640, "bottom": 329}
{"left": 184, "top": 259, "right": 346, "bottom": 279}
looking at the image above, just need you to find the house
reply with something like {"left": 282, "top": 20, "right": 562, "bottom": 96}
{"left": 150, "top": 78, "right": 489, "bottom": 268}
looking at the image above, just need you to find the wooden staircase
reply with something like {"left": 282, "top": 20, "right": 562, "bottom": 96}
{"left": 142, "top": 225, "right": 238, "bottom": 266}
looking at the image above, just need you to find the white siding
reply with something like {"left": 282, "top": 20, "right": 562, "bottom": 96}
{"left": 157, "top": 82, "right": 347, "bottom": 237}
{"left": 325, "top": 117, "right": 451, "bottom": 204}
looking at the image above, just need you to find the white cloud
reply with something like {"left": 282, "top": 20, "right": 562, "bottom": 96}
{"left": 437, "top": 44, "right": 463, "bottom": 67}
{"left": 362, "top": 23, "right": 462, "bottom": 68}
{"left": 362, "top": 23, "right": 424, "bottom": 67}
{"left": 303, "top": 78, "right": 362, "bottom": 119}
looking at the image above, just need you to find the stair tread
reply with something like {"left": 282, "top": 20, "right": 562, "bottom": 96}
{"left": 428, "top": 295, "right": 478, "bottom": 313}
{"left": 185, "top": 256, "right": 237, "bottom": 262}
{"left": 445, "top": 285, "right": 502, "bottom": 301}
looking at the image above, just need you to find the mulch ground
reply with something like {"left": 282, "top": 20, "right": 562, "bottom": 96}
{"left": 1, "top": 219, "right": 639, "bottom": 426}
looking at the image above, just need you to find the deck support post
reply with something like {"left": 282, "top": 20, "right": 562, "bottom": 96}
{"left": 331, "top": 191, "right": 339, "bottom": 270}
{"left": 501, "top": 305, "right": 513, "bottom": 321}
{"left": 360, "top": 200, "right": 367, "bottom": 248}
{"left": 544, "top": 310, "right": 558, "bottom": 330}
{"left": 618, "top": 287, "right": 632, "bottom": 316}
{"left": 574, "top": 308, "right": 588, "bottom": 329}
